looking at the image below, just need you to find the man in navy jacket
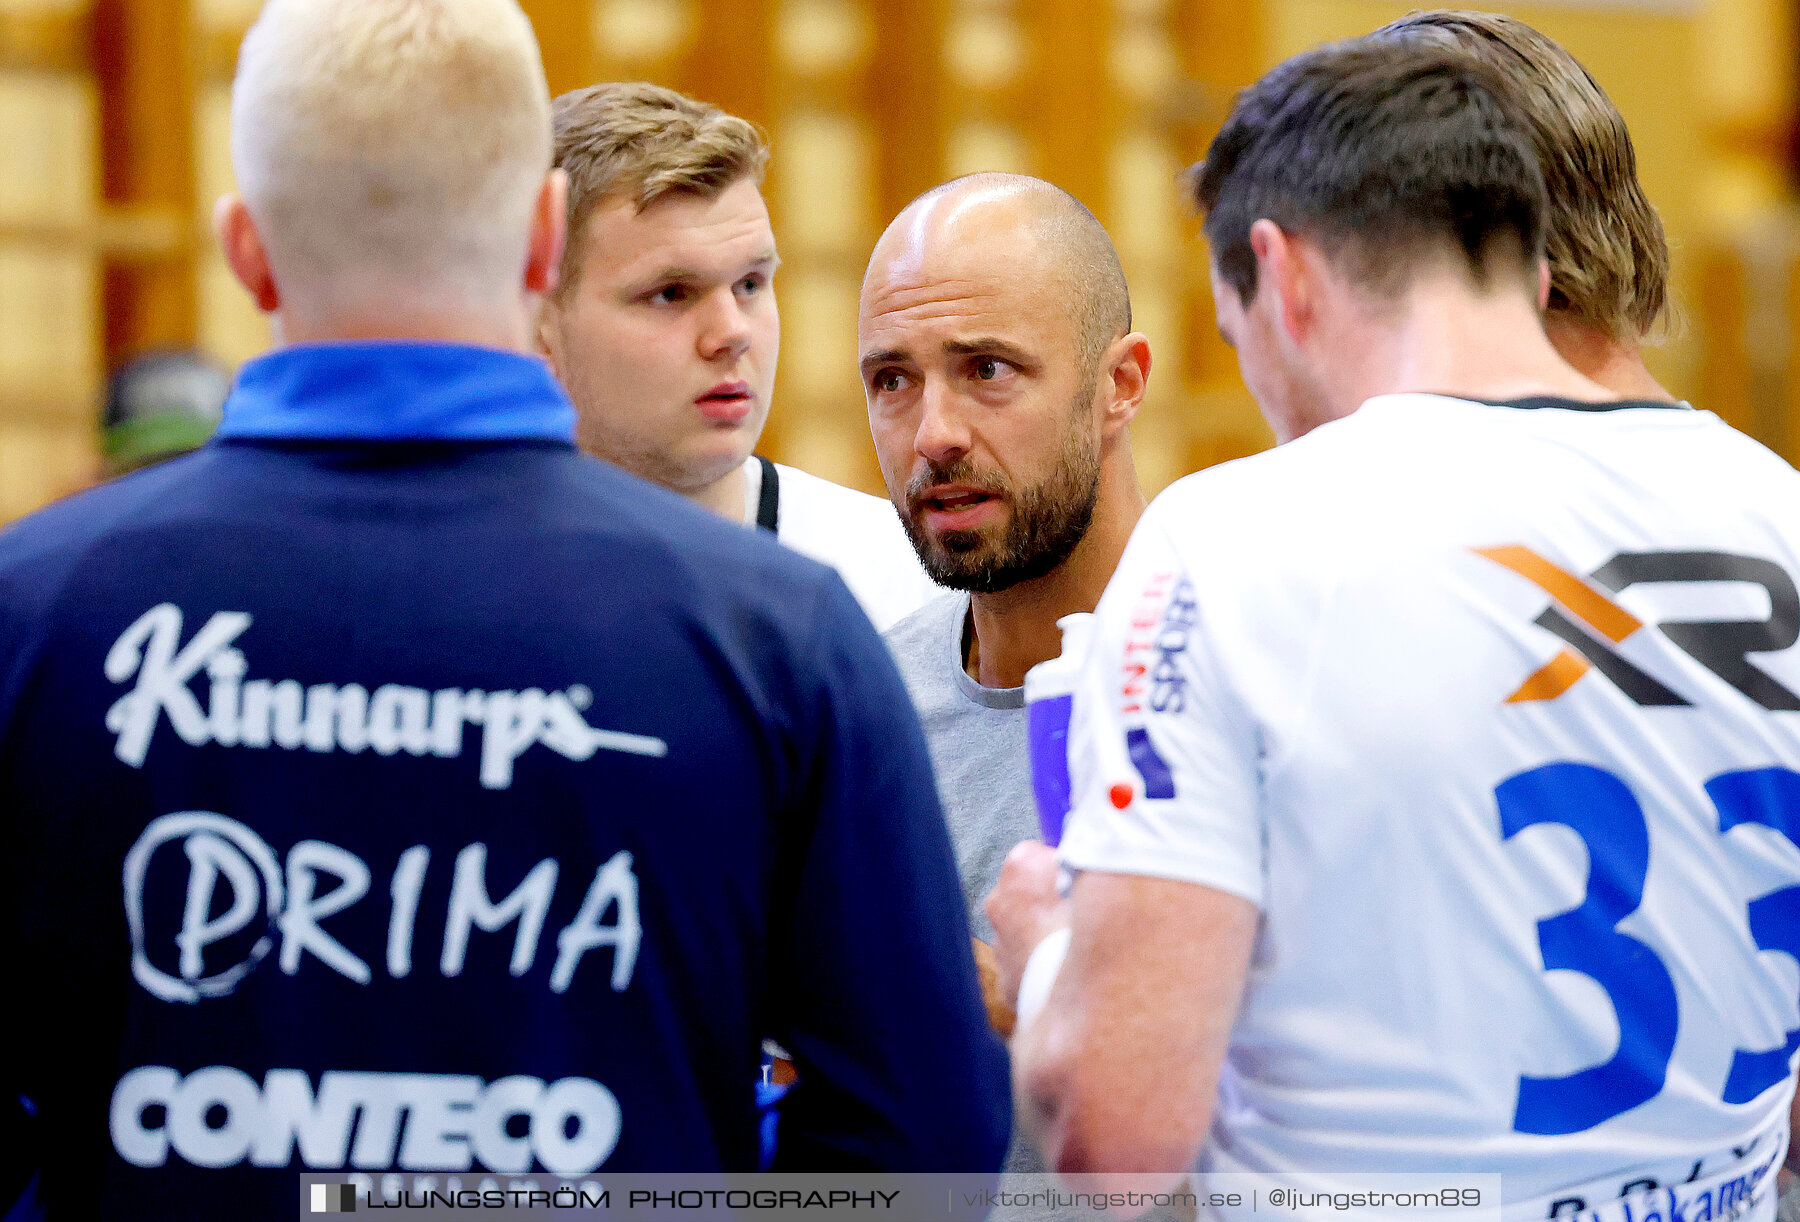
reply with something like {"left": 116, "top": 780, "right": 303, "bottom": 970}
{"left": 0, "top": 1, "right": 1008, "bottom": 1216}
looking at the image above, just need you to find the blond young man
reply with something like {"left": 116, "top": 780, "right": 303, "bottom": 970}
{"left": 1374, "top": 10, "right": 1675, "bottom": 401}
{"left": 0, "top": 3, "right": 1007, "bottom": 1212}
{"left": 537, "top": 83, "right": 935, "bottom": 631}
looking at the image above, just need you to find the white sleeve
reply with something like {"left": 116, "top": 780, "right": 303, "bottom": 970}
{"left": 1056, "top": 513, "right": 1266, "bottom": 909}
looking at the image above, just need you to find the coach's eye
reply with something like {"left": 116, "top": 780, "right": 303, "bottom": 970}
{"left": 973, "top": 358, "right": 1012, "bottom": 382}
{"left": 649, "top": 284, "right": 688, "bottom": 305}
{"left": 874, "top": 370, "right": 909, "bottom": 394}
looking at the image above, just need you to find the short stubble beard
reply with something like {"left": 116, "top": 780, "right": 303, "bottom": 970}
{"left": 900, "top": 391, "right": 1102, "bottom": 595}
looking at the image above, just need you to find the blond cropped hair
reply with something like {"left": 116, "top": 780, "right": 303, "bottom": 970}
{"left": 230, "top": 0, "right": 552, "bottom": 312}
{"left": 1373, "top": 11, "right": 1669, "bottom": 341}
{"left": 551, "top": 82, "right": 769, "bottom": 295}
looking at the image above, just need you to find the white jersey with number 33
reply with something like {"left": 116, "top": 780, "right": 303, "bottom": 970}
{"left": 1059, "top": 394, "right": 1800, "bottom": 1218}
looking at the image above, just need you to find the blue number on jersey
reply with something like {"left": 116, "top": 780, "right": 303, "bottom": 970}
{"left": 1499, "top": 762, "right": 1800, "bottom": 1134}
{"left": 1707, "top": 767, "right": 1800, "bottom": 1103}
{"left": 1497, "top": 763, "right": 1679, "bottom": 1135}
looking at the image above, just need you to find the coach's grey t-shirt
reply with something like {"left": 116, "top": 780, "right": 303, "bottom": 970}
{"left": 888, "top": 593, "right": 1180, "bottom": 1219}
{"left": 884, "top": 592, "right": 1038, "bottom": 944}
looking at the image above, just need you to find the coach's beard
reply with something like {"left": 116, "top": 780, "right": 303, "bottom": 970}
{"left": 903, "top": 430, "right": 1101, "bottom": 595}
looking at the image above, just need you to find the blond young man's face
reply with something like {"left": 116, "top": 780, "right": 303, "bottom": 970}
{"left": 539, "top": 177, "right": 780, "bottom": 497}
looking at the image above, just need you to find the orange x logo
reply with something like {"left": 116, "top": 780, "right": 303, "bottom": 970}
{"left": 1474, "top": 545, "right": 1644, "bottom": 703}
{"left": 1476, "top": 545, "right": 1800, "bottom": 711}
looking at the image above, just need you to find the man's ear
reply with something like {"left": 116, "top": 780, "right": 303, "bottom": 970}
{"left": 534, "top": 298, "right": 563, "bottom": 371}
{"left": 526, "top": 169, "right": 568, "bottom": 298}
{"left": 1536, "top": 258, "right": 1552, "bottom": 312}
{"left": 1249, "top": 218, "right": 1311, "bottom": 345}
{"left": 213, "top": 194, "right": 280, "bottom": 314}
{"left": 1098, "top": 333, "right": 1152, "bottom": 439}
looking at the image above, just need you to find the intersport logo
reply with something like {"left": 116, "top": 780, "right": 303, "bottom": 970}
{"left": 104, "top": 604, "right": 667, "bottom": 789}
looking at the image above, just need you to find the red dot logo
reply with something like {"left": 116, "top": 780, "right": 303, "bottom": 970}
{"left": 1109, "top": 783, "right": 1133, "bottom": 809}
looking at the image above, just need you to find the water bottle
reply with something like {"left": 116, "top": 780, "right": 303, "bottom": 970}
{"left": 1024, "top": 612, "right": 1094, "bottom": 846}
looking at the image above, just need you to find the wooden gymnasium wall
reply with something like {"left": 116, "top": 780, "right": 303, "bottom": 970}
{"left": 0, "top": 0, "right": 1794, "bottom": 525}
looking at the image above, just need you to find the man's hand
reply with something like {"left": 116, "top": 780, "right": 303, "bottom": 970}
{"left": 984, "top": 841, "right": 1070, "bottom": 1013}
{"left": 1014, "top": 871, "right": 1257, "bottom": 1176}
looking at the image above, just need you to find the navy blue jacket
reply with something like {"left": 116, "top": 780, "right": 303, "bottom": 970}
{"left": 0, "top": 342, "right": 1009, "bottom": 1219}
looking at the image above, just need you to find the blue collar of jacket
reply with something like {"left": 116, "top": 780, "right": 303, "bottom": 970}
{"left": 215, "top": 341, "right": 577, "bottom": 443}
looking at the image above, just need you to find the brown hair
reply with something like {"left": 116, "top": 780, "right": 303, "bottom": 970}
{"left": 550, "top": 81, "right": 769, "bottom": 295}
{"left": 1372, "top": 11, "right": 1669, "bottom": 341}
{"left": 1192, "top": 42, "right": 1545, "bottom": 307}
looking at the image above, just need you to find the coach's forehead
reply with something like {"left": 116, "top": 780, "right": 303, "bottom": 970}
{"left": 861, "top": 187, "right": 1068, "bottom": 339}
